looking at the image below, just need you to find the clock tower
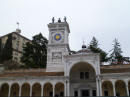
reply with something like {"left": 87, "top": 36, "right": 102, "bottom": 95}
{"left": 46, "top": 18, "right": 70, "bottom": 72}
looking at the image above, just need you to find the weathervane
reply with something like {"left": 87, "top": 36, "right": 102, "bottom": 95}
{"left": 17, "top": 22, "right": 19, "bottom": 29}
{"left": 82, "top": 39, "right": 87, "bottom": 49}
{"left": 83, "top": 39, "right": 85, "bottom": 45}
{"left": 16, "top": 22, "right": 21, "bottom": 34}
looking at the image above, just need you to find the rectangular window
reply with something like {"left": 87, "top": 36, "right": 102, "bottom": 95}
{"left": 74, "top": 91, "right": 78, "bottom": 97}
{"left": 116, "top": 92, "right": 120, "bottom": 96}
{"left": 85, "top": 72, "right": 89, "bottom": 79}
{"left": 81, "top": 90, "right": 90, "bottom": 96}
{"left": 92, "top": 90, "right": 96, "bottom": 96}
{"left": 49, "top": 92, "right": 53, "bottom": 96}
{"left": 60, "top": 92, "right": 64, "bottom": 96}
{"left": 80, "top": 72, "right": 84, "bottom": 79}
{"left": 104, "top": 90, "right": 108, "bottom": 96}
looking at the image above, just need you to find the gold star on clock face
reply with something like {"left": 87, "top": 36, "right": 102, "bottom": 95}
{"left": 54, "top": 33, "right": 61, "bottom": 41}
{"left": 56, "top": 35, "right": 60, "bottom": 40}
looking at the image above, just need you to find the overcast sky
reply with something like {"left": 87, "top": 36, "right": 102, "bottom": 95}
{"left": 0, "top": 0, "right": 130, "bottom": 57}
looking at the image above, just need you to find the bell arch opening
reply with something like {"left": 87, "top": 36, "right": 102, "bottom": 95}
{"left": 69, "top": 62, "right": 96, "bottom": 96}
{"left": 32, "top": 83, "right": 41, "bottom": 96}
{"left": 115, "top": 80, "right": 127, "bottom": 96}
{"left": 21, "top": 83, "right": 30, "bottom": 96}
{"left": 0, "top": 83, "right": 9, "bottom": 97}
{"left": 102, "top": 81, "right": 113, "bottom": 96}
{"left": 44, "top": 83, "right": 53, "bottom": 96}
{"left": 55, "top": 82, "right": 64, "bottom": 96}
{"left": 10, "top": 83, "right": 19, "bottom": 97}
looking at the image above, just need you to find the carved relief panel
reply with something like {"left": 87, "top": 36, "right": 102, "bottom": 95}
{"left": 52, "top": 52, "right": 62, "bottom": 62}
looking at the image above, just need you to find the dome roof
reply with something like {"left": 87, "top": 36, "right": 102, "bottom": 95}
{"left": 82, "top": 44, "right": 87, "bottom": 49}
{"left": 77, "top": 48, "right": 92, "bottom": 53}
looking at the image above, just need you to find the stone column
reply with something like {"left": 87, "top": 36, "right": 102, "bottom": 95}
{"left": 41, "top": 84, "right": 44, "bottom": 97}
{"left": 125, "top": 81, "right": 129, "bottom": 96}
{"left": 96, "top": 75, "right": 102, "bottom": 96}
{"left": 30, "top": 84, "right": 32, "bottom": 96}
{"left": 112, "top": 80, "right": 116, "bottom": 96}
{"left": 64, "top": 81, "right": 67, "bottom": 96}
{"left": 19, "top": 84, "right": 22, "bottom": 96}
{"left": 99, "top": 79, "right": 102, "bottom": 96}
{"left": 96, "top": 78, "right": 99, "bottom": 96}
{"left": 8, "top": 84, "right": 11, "bottom": 97}
{"left": 53, "top": 83, "right": 55, "bottom": 97}
{"left": 126, "top": 84, "right": 129, "bottom": 96}
{"left": 67, "top": 80, "right": 70, "bottom": 96}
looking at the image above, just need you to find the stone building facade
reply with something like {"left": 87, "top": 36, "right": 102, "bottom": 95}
{"left": 0, "top": 20, "right": 130, "bottom": 97}
{"left": 0, "top": 29, "right": 31, "bottom": 64}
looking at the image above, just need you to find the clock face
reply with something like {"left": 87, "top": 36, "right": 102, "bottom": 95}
{"left": 51, "top": 31, "right": 64, "bottom": 43}
{"left": 54, "top": 33, "right": 61, "bottom": 41}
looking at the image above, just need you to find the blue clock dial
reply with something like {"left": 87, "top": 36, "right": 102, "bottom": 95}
{"left": 54, "top": 33, "right": 62, "bottom": 41}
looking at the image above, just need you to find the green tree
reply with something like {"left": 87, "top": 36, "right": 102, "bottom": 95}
{"left": 90, "top": 37, "right": 98, "bottom": 48}
{"left": 109, "top": 38, "right": 124, "bottom": 64}
{"left": 1, "top": 34, "right": 13, "bottom": 63}
{"left": 89, "top": 37, "right": 108, "bottom": 62}
{"left": 21, "top": 33, "right": 48, "bottom": 68}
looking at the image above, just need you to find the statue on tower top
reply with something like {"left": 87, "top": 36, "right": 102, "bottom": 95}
{"left": 17, "top": 22, "right": 19, "bottom": 29}
{"left": 64, "top": 16, "right": 67, "bottom": 22}
{"left": 52, "top": 17, "right": 55, "bottom": 23}
{"left": 58, "top": 18, "right": 61, "bottom": 22}
{"left": 51, "top": 17, "right": 67, "bottom": 23}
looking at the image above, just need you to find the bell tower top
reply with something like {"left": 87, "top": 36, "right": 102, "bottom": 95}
{"left": 48, "top": 17, "right": 70, "bottom": 45}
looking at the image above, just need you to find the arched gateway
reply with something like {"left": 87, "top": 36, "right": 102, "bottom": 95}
{"left": 69, "top": 62, "right": 97, "bottom": 96}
